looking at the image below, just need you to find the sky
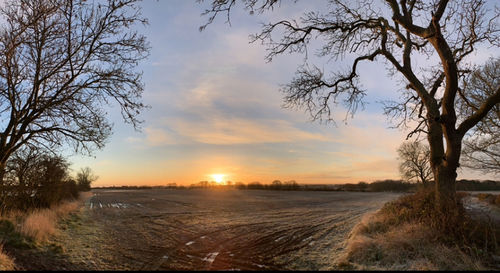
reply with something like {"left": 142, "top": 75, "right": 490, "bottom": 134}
{"left": 68, "top": 0, "right": 498, "bottom": 187}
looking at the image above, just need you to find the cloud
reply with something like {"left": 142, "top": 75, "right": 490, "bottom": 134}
{"left": 144, "top": 127, "right": 177, "bottom": 146}
{"left": 167, "top": 117, "right": 331, "bottom": 145}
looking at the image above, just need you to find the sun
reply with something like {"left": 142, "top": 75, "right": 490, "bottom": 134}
{"left": 211, "top": 174, "right": 225, "bottom": 184}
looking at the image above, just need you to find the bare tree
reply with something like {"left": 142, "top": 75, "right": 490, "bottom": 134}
{"left": 0, "top": 0, "right": 149, "bottom": 185}
{"left": 200, "top": 0, "right": 500, "bottom": 218}
{"left": 459, "top": 58, "right": 500, "bottom": 174}
{"left": 398, "top": 141, "right": 432, "bottom": 185}
{"left": 76, "top": 166, "right": 98, "bottom": 191}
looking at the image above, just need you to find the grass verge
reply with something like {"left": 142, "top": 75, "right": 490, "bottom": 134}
{"left": 0, "top": 191, "right": 92, "bottom": 269}
{"left": 337, "top": 189, "right": 500, "bottom": 270}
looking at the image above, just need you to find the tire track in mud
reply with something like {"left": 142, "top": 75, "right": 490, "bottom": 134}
{"left": 80, "top": 190, "right": 401, "bottom": 270}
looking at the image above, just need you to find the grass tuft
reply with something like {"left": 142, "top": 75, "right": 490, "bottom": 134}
{"left": 20, "top": 209, "right": 57, "bottom": 242}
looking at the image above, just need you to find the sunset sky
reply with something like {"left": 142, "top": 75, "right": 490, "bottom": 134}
{"left": 69, "top": 0, "right": 497, "bottom": 187}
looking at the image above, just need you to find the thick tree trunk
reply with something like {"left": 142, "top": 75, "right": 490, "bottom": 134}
{"left": 432, "top": 163, "right": 463, "bottom": 232}
{"left": 426, "top": 102, "right": 462, "bottom": 231}
{"left": 434, "top": 165, "right": 457, "bottom": 211}
{"left": 427, "top": 111, "right": 463, "bottom": 231}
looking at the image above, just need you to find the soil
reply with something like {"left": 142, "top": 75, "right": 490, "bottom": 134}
{"left": 28, "top": 189, "right": 402, "bottom": 270}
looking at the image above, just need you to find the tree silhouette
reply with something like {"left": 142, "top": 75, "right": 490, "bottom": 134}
{"left": 0, "top": 0, "right": 149, "bottom": 187}
{"left": 200, "top": 0, "right": 500, "bottom": 221}
{"left": 76, "top": 167, "right": 98, "bottom": 192}
{"left": 398, "top": 141, "right": 432, "bottom": 186}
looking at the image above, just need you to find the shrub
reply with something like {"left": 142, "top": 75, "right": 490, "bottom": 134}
{"left": 379, "top": 188, "right": 442, "bottom": 227}
{"left": 1, "top": 150, "right": 85, "bottom": 212}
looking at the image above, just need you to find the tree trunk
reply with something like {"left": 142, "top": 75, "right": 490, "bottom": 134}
{"left": 434, "top": 165, "right": 457, "bottom": 211}
{"left": 427, "top": 114, "right": 463, "bottom": 231}
{"left": 426, "top": 104, "right": 462, "bottom": 231}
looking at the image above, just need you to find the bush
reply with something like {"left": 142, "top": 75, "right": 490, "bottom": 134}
{"left": 1, "top": 151, "right": 84, "bottom": 212}
{"left": 380, "top": 188, "right": 441, "bottom": 226}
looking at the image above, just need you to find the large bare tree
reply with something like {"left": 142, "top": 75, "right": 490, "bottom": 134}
{"left": 0, "top": 0, "right": 148, "bottom": 185}
{"left": 200, "top": 0, "right": 500, "bottom": 218}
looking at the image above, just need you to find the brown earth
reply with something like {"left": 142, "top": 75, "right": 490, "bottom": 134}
{"left": 33, "top": 189, "right": 403, "bottom": 271}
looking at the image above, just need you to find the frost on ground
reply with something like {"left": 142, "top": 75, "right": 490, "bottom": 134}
{"left": 53, "top": 189, "right": 402, "bottom": 271}
{"left": 203, "top": 252, "right": 219, "bottom": 264}
{"left": 462, "top": 194, "right": 500, "bottom": 224}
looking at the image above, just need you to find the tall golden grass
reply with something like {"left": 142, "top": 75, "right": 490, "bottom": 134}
{"left": 19, "top": 192, "right": 91, "bottom": 242}
{"left": 0, "top": 244, "right": 14, "bottom": 270}
{"left": 0, "top": 191, "right": 90, "bottom": 243}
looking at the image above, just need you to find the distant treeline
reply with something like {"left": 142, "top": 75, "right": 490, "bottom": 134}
{"left": 93, "top": 179, "right": 500, "bottom": 192}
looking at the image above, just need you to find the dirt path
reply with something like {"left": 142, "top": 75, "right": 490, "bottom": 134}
{"left": 54, "top": 189, "right": 402, "bottom": 270}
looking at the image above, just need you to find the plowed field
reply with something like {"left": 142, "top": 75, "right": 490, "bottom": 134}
{"left": 55, "top": 189, "right": 402, "bottom": 270}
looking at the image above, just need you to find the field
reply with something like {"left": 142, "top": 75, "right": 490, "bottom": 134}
{"left": 52, "top": 189, "right": 402, "bottom": 270}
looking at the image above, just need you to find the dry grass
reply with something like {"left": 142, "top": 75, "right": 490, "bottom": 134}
{"left": 0, "top": 191, "right": 92, "bottom": 270}
{"left": 20, "top": 209, "right": 58, "bottom": 242}
{"left": 18, "top": 192, "right": 91, "bottom": 242}
{"left": 339, "top": 212, "right": 485, "bottom": 270}
{"left": 337, "top": 190, "right": 499, "bottom": 270}
{"left": 0, "top": 245, "right": 14, "bottom": 270}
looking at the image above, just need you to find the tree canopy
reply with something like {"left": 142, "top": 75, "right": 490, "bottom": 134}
{"left": 0, "top": 0, "right": 149, "bottom": 179}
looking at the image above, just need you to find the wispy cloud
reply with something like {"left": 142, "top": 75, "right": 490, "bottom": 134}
{"left": 170, "top": 117, "right": 331, "bottom": 145}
